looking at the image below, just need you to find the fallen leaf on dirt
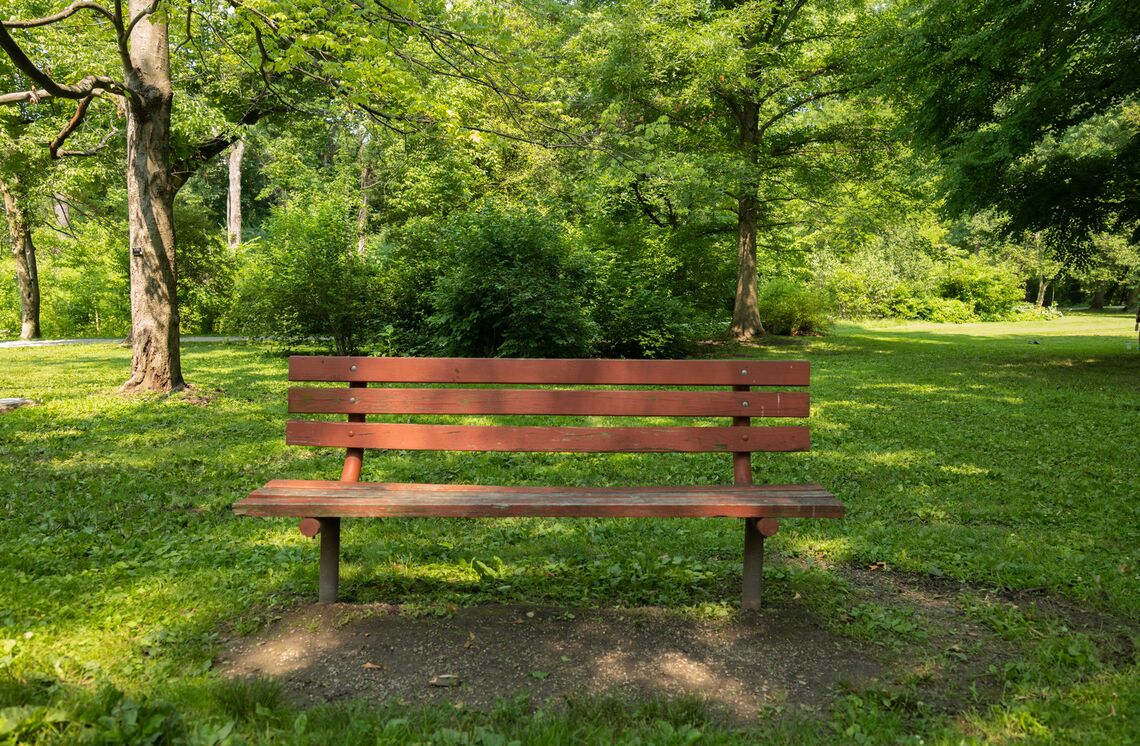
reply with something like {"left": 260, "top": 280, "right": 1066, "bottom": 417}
{"left": 361, "top": 662, "right": 386, "bottom": 671}
{"left": 464, "top": 632, "right": 476, "bottom": 649}
{"left": 530, "top": 671, "right": 549, "bottom": 680}
{"left": 429, "top": 674, "right": 461, "bottom": 687}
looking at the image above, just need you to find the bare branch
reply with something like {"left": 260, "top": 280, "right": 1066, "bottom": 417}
{"left": 1, "top": 1, "right": 115, "bottom": 28}
{"left": 56, "top": 126, "right": 119, "bottom": 158}
{"left": 0, "top": 88, "right": 51, "bottom": 105}
{"left": 49, "top": 95, "right": 95, "bottom": 158}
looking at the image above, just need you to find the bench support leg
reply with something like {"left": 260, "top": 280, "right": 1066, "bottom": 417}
{"left": 318, "top": 517, "right": 340, "bottom": 603}
{"left": 742, "top": 518, "right": 765, "bottom": 611}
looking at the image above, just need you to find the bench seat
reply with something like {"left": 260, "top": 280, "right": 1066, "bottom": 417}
{"left": 236, "top": 480, "right": 843, "bottom": 519}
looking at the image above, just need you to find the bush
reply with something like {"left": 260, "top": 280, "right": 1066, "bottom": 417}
{"left": 923, "top": 297, "right": 976, "bottom": 323}
{"left": 429, "top": 208, "right": 597, "bottom": 357}
{"left": 591, "top": 256, "right": 698, "bottom": 359}
{"left": 936, "top": 257, "right": 1022, "bottom": 320}
{"left": 373, "top": 219, "right": 452, "bottom": 354}
{"left": 35, "top": 220, "right": 131, "bottom": 338}
{"left": 232, "top": 192, "right": 381, "bottom": 354}
{"left": 758, "top": 278, "right": 831, "bottom": 335}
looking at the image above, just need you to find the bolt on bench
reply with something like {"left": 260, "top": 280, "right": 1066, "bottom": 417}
{"left": 234, "top": 357, "right": 843, "bottom": 609}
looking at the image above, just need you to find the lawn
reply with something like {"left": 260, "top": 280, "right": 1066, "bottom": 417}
{"left": 1, "top": 313, "right": 1137, "bottom": 744}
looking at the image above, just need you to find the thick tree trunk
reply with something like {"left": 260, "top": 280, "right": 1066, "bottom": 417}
{"left": 122, "top": 1, "right": 183, "bottom": 392}
{"left": 1, "top": 177, "right": 41, "bottom": 339}
{"left": 1090, "top": 282, "right": 1107, "bottom": 310}
{"left": 1035, "top": 277, "right": 1049, "bottom": 306}
{"left": 227, "top": 139, "right": 244, "bottom": 250}
{"left": 732, "top": 194, "right": 763, "bottom": 338}
{"left": 731, "top": 100, "right": 764, "bottom": 339}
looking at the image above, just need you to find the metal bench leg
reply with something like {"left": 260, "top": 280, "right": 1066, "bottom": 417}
{"left": 318, "top": 517, "right": 340, "bottom": 603}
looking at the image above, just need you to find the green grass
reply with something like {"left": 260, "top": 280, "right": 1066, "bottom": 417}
{"left": 1, "top": 313, "right": 1137, "bottom": 743}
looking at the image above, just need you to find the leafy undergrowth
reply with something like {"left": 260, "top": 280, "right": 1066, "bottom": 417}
{"left": 0, "top": 313, "right": 1137, "bottom": 743}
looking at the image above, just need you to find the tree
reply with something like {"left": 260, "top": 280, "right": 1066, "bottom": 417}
{"left": 891, "top": 0, "right": 1140, "bottom": 264}
{"left": 0, "top": 1, "right": 271, "bottom": 389}
{"left": 564, "top": 0, "right": 881, "bottom": 339}
{"left": 0, "top": 174, "right": 39, "bottom": 339}
{"left": 226, "top": 140, "right": 245, "bottom": 251}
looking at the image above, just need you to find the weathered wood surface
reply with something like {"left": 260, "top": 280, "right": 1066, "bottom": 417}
{"left": 236, "top": 480, "right": 844, "bottom": 518}
{"left": 289, "top": 356, "right": 809, "bottom": 386}
{"left": 286, "top": 421, "right": 810, "bottom": 452}
{"left": 288, "top": 388, "right": 810, "bottom": 418}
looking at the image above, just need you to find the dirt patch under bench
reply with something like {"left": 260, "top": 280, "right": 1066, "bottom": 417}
{"left": 217, "top": 603, "right": 884, "bottom": 721}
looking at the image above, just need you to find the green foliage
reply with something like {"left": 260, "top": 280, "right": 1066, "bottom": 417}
{"left": 591, "top": 254, "right": 699, "bottom": 359}
{"left": 891, "top": 0, "right": 1140, "bottom": 257}
{"left": 174, "top": 194, "right": 240, "bottom": 335}
{"left": 33, "top": 217, "right": 131, "bottom": 339}
{"left": 234, "top": 191, "right": 381, "bottom": 354}
{"left": 429, "top": 208, "right": 597, "bottom": 358}
{"left": 758, "top": 278, "right": 831, "bottom": 336}
{"left": 935, "top": 257, "right": 1023, "bottom": 320}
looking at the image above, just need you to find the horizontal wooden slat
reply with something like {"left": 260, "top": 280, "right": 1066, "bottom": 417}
{"left": 236, "top": 480, "right": 844, "bottom": 519}
{"left": 289, "top": 356, "right": 809, "bottom": 386}
{"left": 288, "top": 388, "right": 810, "bottom": 418}
{"left": 285, "top": 421, "right": 810, "bottom": 453}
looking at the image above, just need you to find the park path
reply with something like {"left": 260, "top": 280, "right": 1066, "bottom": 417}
{"left": 0, "top": 336, "right": 247, "bottom": 349}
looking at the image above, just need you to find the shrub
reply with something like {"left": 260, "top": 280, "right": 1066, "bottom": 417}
{"left": 886, "top": 283, "right": 936, "bottom": 320}
{"left": 429, "top": 208, "right": 597, "bottom": 357}
{"left": 373, "top": 218, "right": 452, "bottom": 354}
{"left": 923, "top": 297, "right": 976, "bottom": 323}
{"left": 758, "top": 278, "right": 831, "bottom": 335}
{"left": 591, "top": 255, "right": 698, "bottom": 359}
{"left": 232, "top": 192, "right": 382, "bottom": 354}
{"left": 936, "top": 257, "right": 1022, "bottom": 320}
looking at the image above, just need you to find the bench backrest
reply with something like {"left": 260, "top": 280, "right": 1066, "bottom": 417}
{"left": 286, "top": 356, "right": 811, "bottom": 485}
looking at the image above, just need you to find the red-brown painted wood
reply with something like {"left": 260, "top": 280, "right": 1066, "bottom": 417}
{"left": 234, "top": 480, "right": 844, "bottom": 519}
{"left": 286, "top": 420, "right": 810, "bottom": 453}
{"left": 339, "top": 382, "right": 367, "bottom": 483}
{"left": 288, "top": 388, "right": 810, "bottom": 418}
{"left": 289, "top": 356, "right": 810, "bottom": 387}
{"left": 756, "top": 517, "right": 780, "bottom": 537}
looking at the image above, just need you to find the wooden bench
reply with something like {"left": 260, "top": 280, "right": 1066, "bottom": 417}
{"left": 234, "top": 356, "right": 843, "bottom": 609}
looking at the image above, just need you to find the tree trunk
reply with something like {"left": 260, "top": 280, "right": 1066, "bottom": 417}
{"left": 1125, "top": 285, "right": 1138, "bottom": 310}
{"left": 1090, "top": 282, "right": 1107, "bottom": 310}
{"left": 730, "top": 100, "right": 764, "bottom": 339}
{"left": 122, "top": 0, "right": 183, "bottom": 392}
{"left": 52, "top": 194, "right": 72, "bottom": 233}
{"left": 1035, "top": 277, "right": 1049, "bottom": 307}
{"left": 1, "top": 177, "right": 41, "bottom": 339}
{"left": 227, "top": 139, "right": 244, "bottom": 250}
{"left": 356, "top": 138, "right": 371, "bottom": 256}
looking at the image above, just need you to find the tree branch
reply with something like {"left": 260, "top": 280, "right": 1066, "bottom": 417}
{"left": 1, "top": 1, "right": 115, "bottom": 28}
{"left": 49, "top": 95, "right": 95, "bottom": 158}
{"left": 170, "top": 101, "right": 274, "bottom": 191}
{"left": 0, "top": 26, "right": 125, "bottom": 101}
